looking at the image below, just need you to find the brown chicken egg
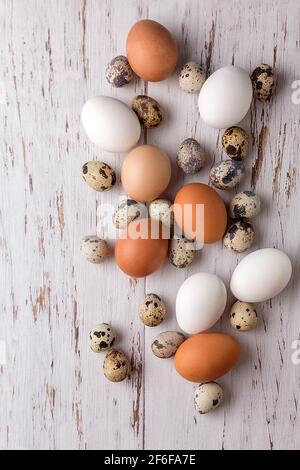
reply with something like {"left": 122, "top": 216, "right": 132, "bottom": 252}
{"left": 174, "top": 333, "right": 240, "bottom": 382}
{"left": 126, "top": 19, "right": 178, "bottom": 82}
{"left": 121, "top": 144, "right": 171, "bottom": 203}
{"left": 174, "top": 183, "right": 227, "bottom": 244}
{"left": 115, "top": 218, "right": 169, "bottom": 278}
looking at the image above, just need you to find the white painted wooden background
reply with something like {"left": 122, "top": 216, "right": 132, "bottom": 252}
{"left": 1, "top": 0, "right": 300, "bottom": 450}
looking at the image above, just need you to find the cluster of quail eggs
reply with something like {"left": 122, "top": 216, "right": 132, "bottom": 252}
{"left": 138, "top": 293, "right": 185, "bottom": 355}
{"left": 89, "top": 322, "right": 129, "bottom": 382}
{"left": 81, "top": 49, "right": 276, "bottom": 414}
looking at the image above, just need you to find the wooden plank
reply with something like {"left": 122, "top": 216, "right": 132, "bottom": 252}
{"left": 145, "top": 0, "right": 300, "bottom": 450}
{"left": 0, "top": 0, "right": 147, "bottom": 450}
{"left": 0, "top": 0, "right": 299, "bottom": 450}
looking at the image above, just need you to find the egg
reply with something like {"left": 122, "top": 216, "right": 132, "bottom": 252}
{"left": 176, "top": 273, "right": 227, "bottom": 334}
{"left": 121, "top": 145, "right": 171, "bottom": 203}
{"left": 230, "top": 248, "right": 292, "bottom": 302}
{"left": 103, "top": 350, "right": 129, "bottom": 382}
{"left": 139, "top": 293, "right": 166, "bottom": 327}
{"left": 229, "top": 191, "right": 261, "bottom": 219}
{"left": 222, "top": 126, "right": 249, "bottom": 160}
{"left": 223, "top": 220, "right": 254, "bottom": 253}
{"left": 126, "top": 19, "right": 178, "bottom": 82}
{"left": 89, "top": 323, "right": 116, "bottom": 352}
{"left": 229, "top": 301, "right": 258, "bottom": 331}
{"left": 81, "top": 96, "right": 141, "bottom": 152}
{"left": 113, "top": 199, "right": 144, "bottom": 229}
{"left": 151, "top": 331, "right": 186, "bottom": 358}
{"left": 251, "top": 64, "right": 277, "bottom": 102}
{"left": 132, "top": 95, "right": 163, "bottom": 128}
{"left": 115, "top": 218, "right": 169, "bottom": 278}
{"left": 198, "top": 65, "right": 253, "bottom": 129}
{"left": 177, "top": 138, "right": 206, "bottom": 174}
{"left": 179, "top": 62, "right": 206, "bottom": 93}
{"left": 80, "top": 236, "right": 109, "bottom": 263}
{"left": 194, "top": 382, "right": 224, "bottom": 414}
{"left": 174, "top": 333, "right": 240, "bottom": 382}
{"left": 149, "top": 199, "right": 174, "bottom": 227}
{"left": 169, "top": 236, "right": 195, "bottom": 268}
{"left": 105, "top": 55, "right": 134, "bottom": 87}
{"left": 174, "top": 183, "right": 227, "bottom": 244}
{"left": 210, "top": 160, "right": 245, "bottom": 190}
{"left": 82, "top": 161, "right": 116, "bottom": 192}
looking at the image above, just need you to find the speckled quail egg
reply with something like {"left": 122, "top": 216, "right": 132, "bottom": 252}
{"left": 251, "top": 64, "right": 277, "bottom": 102}
{"left": 105, "top": 55, "right": 134, "bottom": 87}
{"left": 89, "top": 323, "right": 116, "bottom": 352}
{"left": 179, "top": 61, "right": 206, "bottom": 93}
{"left": 149, "top": 199, "right": 174, "bottom": 227}
{"left": 81, "top": 161, "right": 116, "bottom": 192}
{"left": 113, "top": 199, "right": 143, "bottom": 229}
{"left": 103, "top": 350, "right": 129, "bottom": 382}
{"left": 169, "top": 236, "right": 195, "bottom": 268}
{"left": 151, "top": 331, "right": 186, "bottom": 358}
{"left": 194, "top": 382, "right": 224, "bottom": 414}
{"left": 210, "top": 160, "right": 245, "bottom": 190}
{"left": 132, "top": 95, "right": 163, "bottom": 129}
{"left": 222, "top": 127, "right": 249, "bottom": 161}
{"left": 229, "top": 301, "right": 258, "bottom": 331}
{"left": 229, "top": 191, "right": 261, "bottom": 219}
{"left": 80, "top": 236, "right": 109, "bottom": 263}
{"left": 223, "top": 220, "right": 254, "bottom": 253}
{"left": 139, "top": 293, "right": 166, "bottom": 327}
{"left": 177, "top": 138, "right": 206, "bottom": 174}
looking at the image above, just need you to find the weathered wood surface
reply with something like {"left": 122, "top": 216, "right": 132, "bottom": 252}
{"left": 0, "top": 0, "right": 299, "bottom": 450}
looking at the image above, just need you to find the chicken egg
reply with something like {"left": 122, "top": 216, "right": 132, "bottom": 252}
{"left": 176, "top": 273, "right": 227, "bottom": 334}
{"left": 198, "top": 65, "right": 253, "bottom": 129}
{"left": 115, "top": 218, "right": 169, "bottom": 278}
{"left": 121, "top": 144, "right": 171, "bottom": 203}
{"left": 175, "top": 333, "right": 240, "bottom": 383}
{"left": 81, "top": 96, "right": 141, "bottom": 152}
{"left": 126, "top": 19, "right": 178, "bottom": 82}
{"left": 174, "top": 183, "right": 227, "bottom": 244}
{"left": 230, "top": 248, "right": 292, "bottom": 302}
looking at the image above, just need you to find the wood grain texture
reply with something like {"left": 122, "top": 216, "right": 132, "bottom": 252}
{"left": 0, "top": 0, "right": 299, "bottom": 450}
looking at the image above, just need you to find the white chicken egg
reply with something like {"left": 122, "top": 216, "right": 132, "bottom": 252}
{"left": 230, "top": 248, "right": 292, "bottom": 302}
{"left": 81, "top": 96, "right": 141, "bottom": 152}
{"left": 176, "top": 273, "right": 227, "bottom": 334}
{"left": 198, "top": 65, "right": 253, "bottom": 129}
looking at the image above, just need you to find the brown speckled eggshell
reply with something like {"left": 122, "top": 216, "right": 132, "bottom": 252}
{"left": 103, "top": 350, "right": 129, "bottom": 382}
{"left": 151, "top": 331, "right": 186, "bottom": 358}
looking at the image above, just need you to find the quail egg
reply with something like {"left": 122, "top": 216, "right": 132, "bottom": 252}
{"left": 113, "top": 199, "right": 143, "bottom": 229}
{"left": 81, "top": 161, "right": 116, "bottom": 192}
{"left": 229, "top": 191, "right": 261, "bottom": 219}
{"left": 194, "top": 382, "right": 224, "bottom": 414}
{"left": 251, "top": 64, "right": 277, "bottom": 102}
{"left": 105, "top": 55, "right": 134, "bottom": 87}
{"left": 229, "top": 301, "right": 258, "bottom": 331}
{"left": 169, "top": 236, "right": 195, "bottom": 268}
{"left": 139, "top": 293, "right": 166, "bottom": 327}
{"left": 151, "top": 331, "right": 186, "bottom": 358}
{"left": 132, "top": 95, "right": 163, "bottom": 129}
{"left": 210, "top": 160, "right": 245, "bottom": 190}
{"left": 223, "top": 220, "right": 254, "bottom": 253}
{"left": 89, "top": 323, "right": 116, "bottom": 352}
{"left": 80, "top": 236, "right": 109, "bottom": 263}
{"left": 177, "top": 138, "right": 206, "bottom": 174}
{"left": 149, "top": 199, "right": 174, "bottom": 227}
{"left": 222, "top": 127, "right": 249, "bottom": 160}
{"left": 179, "top": 61, "right": 206, "bottom": 93}
{"left": 103, "top": 350, "right": 129, "bottom": 382}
